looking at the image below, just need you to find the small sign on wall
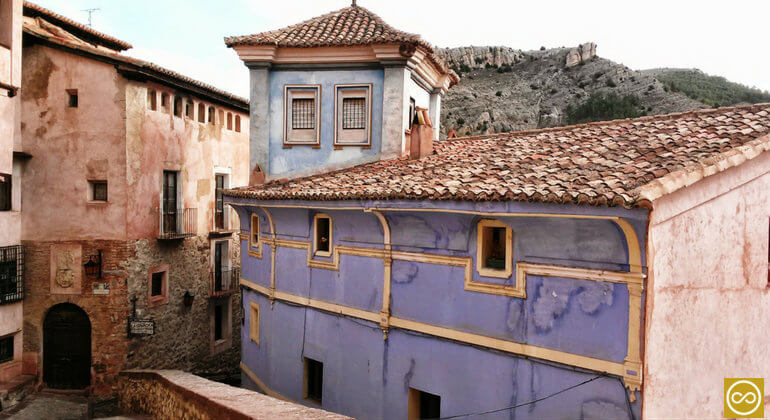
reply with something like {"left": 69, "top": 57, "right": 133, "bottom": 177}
{"left": 128, "top": 319, "right": 155, "bottom": 337}
{"left": 93, "top": 282, "right": 110, "bottom": 295}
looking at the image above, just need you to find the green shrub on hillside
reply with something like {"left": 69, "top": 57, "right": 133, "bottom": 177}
{"left": 566, "top": 92, "right": 645, "bottom": 124}
{"left": 656, "top": 70, "right": 770, "bottom": 108}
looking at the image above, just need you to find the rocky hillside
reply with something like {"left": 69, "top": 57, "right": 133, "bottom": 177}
{"left": 436, "top": 44, "right": 706, "bottom": 136}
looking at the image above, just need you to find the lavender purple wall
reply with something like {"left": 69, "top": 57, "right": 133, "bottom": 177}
{"left": 231, "top": 199, "right": 647, "bottom": 420}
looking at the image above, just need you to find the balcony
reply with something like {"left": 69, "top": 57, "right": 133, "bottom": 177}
{"left": 0, "top": 245, "right": 24, "bottom": 304}
{"left": 209, "top": 203, "right": 235, "bottom": 238}
{"left": 210, "top": 267, "right": 239, "bottom": 297}
{"left": 158, "top": 207, "right": 197, "bottom": 240}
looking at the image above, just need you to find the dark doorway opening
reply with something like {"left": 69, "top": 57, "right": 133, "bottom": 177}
{"left": 43, "top": 303, "right": 91, "bottom": 389}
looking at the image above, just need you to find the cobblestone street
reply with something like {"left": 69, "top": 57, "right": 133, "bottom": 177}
{"left": 0, "top": 392, "right": 149, "bottom": 420}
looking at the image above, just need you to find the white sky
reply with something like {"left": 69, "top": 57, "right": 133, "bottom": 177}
{"left": 30, "top": 0, "right": 770, "bottom": 98}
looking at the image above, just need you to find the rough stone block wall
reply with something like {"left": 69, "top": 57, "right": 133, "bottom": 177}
{"left": 22, "top": 239, "right": 131, "bottom": 395}
{"left": 118, "top": 370, "right": 352, "bottom": 420}
{"left": 124, "top": 236, "right": 241, "bottom": 378}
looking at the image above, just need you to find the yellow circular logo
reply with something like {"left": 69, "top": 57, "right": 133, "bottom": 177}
{"left": 726, "top": 379, "right": 763, "bottom": 417}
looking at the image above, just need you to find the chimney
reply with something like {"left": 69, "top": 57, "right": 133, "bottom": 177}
{"left": 409, "top": 107, "right": 433, "bottom": 159}
{"left": 250, "top": 164, "right": 265, "bottom": 185}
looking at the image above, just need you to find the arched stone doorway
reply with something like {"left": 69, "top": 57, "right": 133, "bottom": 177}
{"left": 43, "top": 303, "right": 91, "bottom": 389}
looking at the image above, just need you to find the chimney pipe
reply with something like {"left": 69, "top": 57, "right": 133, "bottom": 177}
{"left": 409, "top": 107, "right": 433, "bottom": 160}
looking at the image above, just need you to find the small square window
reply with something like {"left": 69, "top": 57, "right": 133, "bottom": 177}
{"left": 0, "top": 336, "right": 13, "bottom": 364}
{"left": 148, "top": 265, "right": 169, "bottom": 306}
{"left": 476, "top": 220, "right": 513, "bottom": 278}
{"left": 89, "top": 180, "right": 108, "bottom": 202}
{"left": 151, "top": 272, "right": 164, "bottom": 297}
{"left": 408, "top": 388, "right": 440, "bottom": 420}
{"left": 284, "top": 85, "right": 320, "bottom": 146}
{"left": 334, "top": 84, "right": 372, "bottom": 147}
{"left": 249, "top": 302, "right": 260, "bottom": 344}
{"left": 313, "top": 214, "right": 332, "bottom": 257}
{"left": 67, "top": 89, "right": 78, "bottom": 108}
{"left": 0, "top": 173, "right": 11, "bottom": 211}
{"left": 304, "top": 357, "right": 323, "bottom": 404}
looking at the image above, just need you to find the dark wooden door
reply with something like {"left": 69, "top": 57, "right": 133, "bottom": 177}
{"left": 43, "top": 303, "right": 91, "bottom": 389}
{"left": 214, "top": 174, "right": 225, "bottom": 229}
{"left": 162, "top": 170, "right": 178, "bottom": 234}
{"left": 214, "top": 242, "right": 224, "bottom": 292}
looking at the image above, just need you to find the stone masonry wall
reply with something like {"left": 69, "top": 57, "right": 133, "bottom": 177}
{"left": 22, "top": 239, "right": 131, "bottom": 395}
{"left": 118, "top": 370, "right": 352, "bottom": 420}
{"left": 124, "top": 236, "right": 241, "bottom": 378}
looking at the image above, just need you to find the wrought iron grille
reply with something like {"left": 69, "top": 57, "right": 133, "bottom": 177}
{"left": 158, "top": 207, "right": 197, "bottom": 239}
{"left": 211, "top": 267, "right": 239, "bottom": 297}
{"left": 291, "top": 98, "right": 315, "bottom": 129}
{"left": 342, "top": 98, "right": 366, "bottom": 129}
{"left": 0, "top": 245, "right": 24, "bottom": 304}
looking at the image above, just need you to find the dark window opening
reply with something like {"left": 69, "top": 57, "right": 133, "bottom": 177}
{"left": 185, "top": 101, "right": 193, "bottom": 118}
{"left": 67, "top": 89, "right": 78, "bottom": 108}
{"left": 315, "top": 216, "right": 330, "bottom": 254}
{"left": 483, "top": 226, "right": 507, "bottom": 269}
{"left": 0, "top": 336, "right": 12, "bottom": 364}
{"left": 208, "top": 107, "right": 215, "bottom": 123}
{"left": 214, "top": 303, "right": 224, "bottom": 340}
{"left": 291, "top": 98, "right": 315, "bottom": 129}
{"left": 304, "top": 357, "right": 323, "bottom": 404}
{"left": 90, "top": 181, "right": 107, "bottom": 202}
{"left": 409, "top": 97, "right": 416, "bottom": 127}
{"left": 215, "top": 174, "right": 225, "bottom": 229}
{"left": 227, "top": 112, "right": 233, "bottom": 130}
{"left": 173, "top": 96, "right": 182, "bottom": 117}
{"left": 147, "top": 90, "right": 157, "bottom": 110}
{"left": 151, "top": 272, "right": 164, "bottom": 297}
{"left": 251, "top": 214, "right": 260, "bottom": 245}
{"left": 198, "top": 103, "right": 205, "bottom": 123}
{"left": 162, "top": 171, "right": 178, "bottom": 235}
{"left": 0, "top": 245, "right": 23, "bottom": 304}
{"left": 411, "top": 389, "right": 440, "bottom": 420}
{"left": 342, "top": 97, "right": 366, "bottom": 129}
{"left": 235, "top": 115, "right": 241, "bottom": 132}
{"left": 214, "top": 241, "right": 225, "bottom": 292}
{"left": 0, "top": 172, "right": 10, "bottom": 211}
{"left": 161, "top": 93, "right": 169, "bottom": 110}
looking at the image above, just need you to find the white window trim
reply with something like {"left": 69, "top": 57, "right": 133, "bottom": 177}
{"left": 283, "top": 84, "right": 321, "bottom": 147}
{"left": 333, "top": 83, "right": 372, "bottom": 148}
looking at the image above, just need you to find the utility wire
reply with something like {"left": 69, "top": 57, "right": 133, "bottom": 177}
{"left": 426, "top": 374, "right": 603, "bottom": 420}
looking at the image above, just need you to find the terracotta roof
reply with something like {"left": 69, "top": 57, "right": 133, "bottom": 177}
{"left": 23, "top": 14, "right": 248, "bottom": 111}
{"left": 225, "top": 4, "right": 458, "bottom": 84}
{"left": 225, "top": 5, "right": 424, "bottom": 48}
{"left": 24, "top": 2, "right": 132, "bottom": 51}
{"left": 224, "top": 103, "right": 770, "bottom": 209}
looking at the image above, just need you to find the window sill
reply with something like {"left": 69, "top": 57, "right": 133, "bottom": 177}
{"left": 314, "top": 250, "right": 332, "bottom": 258}
{"left": 148, "top": 295, "right": 169, "bottom": 307}
{"left": 333, "top": 143, "right": 371, "bottom": 150}
{"left": 283, "top": 143, "right": 321, "bottom": 149}
{"left": 477, "top": 266, "right": 513, "bottom": 279}
{"left": 86, "top": 201, "right": 109, "bottom": 206}
{"left": 209, "top": 230, "right": 235, "bottom": 239}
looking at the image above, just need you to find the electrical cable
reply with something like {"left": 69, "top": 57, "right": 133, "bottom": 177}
{"left": 425, "top": 374, "right": 604, "bottom": 420}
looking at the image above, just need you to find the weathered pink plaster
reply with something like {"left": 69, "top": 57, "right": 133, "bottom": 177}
{"left": 644, "top": 151, "right": 770, "bottom": 419}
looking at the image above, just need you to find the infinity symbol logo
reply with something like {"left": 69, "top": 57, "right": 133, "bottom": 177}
{"left": 731, "top": 391, "right": 758, "bottom": 405}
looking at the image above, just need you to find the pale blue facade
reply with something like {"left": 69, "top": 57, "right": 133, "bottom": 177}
{"left": 229, "top": 198, "right": 647, "bottom": 420}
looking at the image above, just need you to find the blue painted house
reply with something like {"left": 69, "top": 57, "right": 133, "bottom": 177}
{"left": 225, "top": 4, "right": 770, "bottom": 420}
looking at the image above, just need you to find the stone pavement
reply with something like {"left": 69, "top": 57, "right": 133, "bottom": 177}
{"left": 0, "top": 392, "right": 149, "bottom": 420}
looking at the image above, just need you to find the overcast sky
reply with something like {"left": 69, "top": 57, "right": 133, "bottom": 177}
{"left": 31, "top": 0, "right": 770, "bottom": 98}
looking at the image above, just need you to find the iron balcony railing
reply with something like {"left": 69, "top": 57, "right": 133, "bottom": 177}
{"left": 158, "top": 207, "right": 197, "bottom": 240}
{"left": 210, "top": 267, "right": 239, "bottom": 297}
{"left": 0, "top": 245, "right": 24, "bottom": 304}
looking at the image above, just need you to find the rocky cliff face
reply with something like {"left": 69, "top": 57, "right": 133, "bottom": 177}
{"left": 437, "top": 44, "right": 705, "bottom": 136}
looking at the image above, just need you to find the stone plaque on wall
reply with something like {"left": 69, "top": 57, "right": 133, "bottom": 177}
{"left": 129, "top": 319, "right": 155, "bottom": 336}
{"left": 93, "top": 282, "right": 110, "bottom": 295}
{"left": 50, "top": 243, "right": 82, "bottom": 295}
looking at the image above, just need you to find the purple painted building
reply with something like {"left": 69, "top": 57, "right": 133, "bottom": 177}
{"left": 224, "top": 4, "right": 770, "bottom": 420}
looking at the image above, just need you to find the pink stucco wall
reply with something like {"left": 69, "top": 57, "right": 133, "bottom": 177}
{"left": 124, "top": 82, "right": 249, "bottom": 240}
{"left": 21, "top": 44, "right": 128, "bottom": 241}
{"left": 644, "top": 150, "right": 770, "bottom": 419}
{"left": 20, "top": 44, "right": 249, "bottom": 242}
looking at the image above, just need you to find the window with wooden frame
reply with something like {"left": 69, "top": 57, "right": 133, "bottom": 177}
{"left": 334, "top": 84, "right": 372, "bottom": 147}
{"left": 214, "top": 174, "right": 227, "bottom": 230}
{"left": 284, "top": 85, "right": 321, "bottom": 146}
{"left": 0, "top": 173, "right": 10, "bottom": 211}
{"left": 185, "top": 99, "right": 194, "bottom": 119}
{"left": 161, "top": 93, "right": 169, "bottom": 112}
{"left": 173, "top": 96, "right": 182, "bottom": 117}
{"left": 304, "top": 357, "right": 323, "bottom": 405}
{"left": 88, "top": 180, "right": 108, "bottom": 202}
{"left": 476, "top": 219, "right": 513, "bottom": 278}
{"left": 226, "top": 112, "right": 233, "bottom": 130}
{"left": 249, "top": 301, "right": 260, "bottom": 344}
{"left": 198, "top": 103, "right": 205, "bottom": 122}
{"left": 250, "top": 213, "right": 260, "bottom": 248}
{"left": 408, "top": 388, "right": 441, "bottom": 420}
{"left": 235, "top": 115, "right": 241, "bottom": 132}
{"left": 207, "top": 106, "right": 215, "bottom": 123}
{"left": 313, "top": 213, "right": 332, "bottom": 257}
